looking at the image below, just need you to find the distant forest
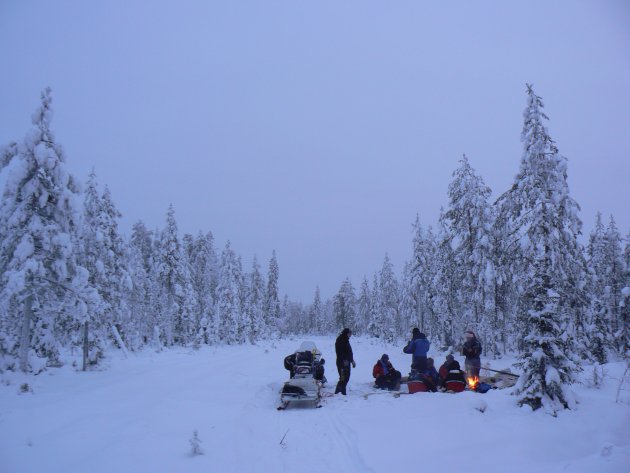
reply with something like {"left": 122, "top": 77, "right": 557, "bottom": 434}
{"left": 0, "top": 86, "right": 628, "bottom": 412}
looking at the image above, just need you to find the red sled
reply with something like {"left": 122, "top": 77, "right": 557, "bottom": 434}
{"left": 408, "top": 380, "right": 429, "bottom": 394}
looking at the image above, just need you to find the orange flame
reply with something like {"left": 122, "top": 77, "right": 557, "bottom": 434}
{"left": 467, "top": 376, "right": 479, "bottom": 390}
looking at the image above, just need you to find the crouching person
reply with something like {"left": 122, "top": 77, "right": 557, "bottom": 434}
{"left": 373, "top": 354, "right": 401, "bottom": 391}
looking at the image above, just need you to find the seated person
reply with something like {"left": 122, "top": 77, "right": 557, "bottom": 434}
{"left": 372, "top": 354, "right": 402, "bottom": 391}
{"left": 438, "top": 354, "right": 456, "bottom": 388}
{"left": 421, "top": 357, "right": 439, "bottom": 392}
{"left": 443, "top": 360, "right": 467, "bottom": 393}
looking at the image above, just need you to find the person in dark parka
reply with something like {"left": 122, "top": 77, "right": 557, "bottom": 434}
{"left": 335, "top": 328, "right": 356, "bottom": 395}
{"left": 462, "top": 330, "right": 482, "bottom": 379}
{"left": 403, "top": 327, "right": 430, "bottom": 372}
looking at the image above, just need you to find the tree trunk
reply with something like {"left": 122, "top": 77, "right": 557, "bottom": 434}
{"left": 19, "top": 294, "right": 33, "bottom": 372}
{"left": 82, "top": 321, "right": 89, "bottom": 371}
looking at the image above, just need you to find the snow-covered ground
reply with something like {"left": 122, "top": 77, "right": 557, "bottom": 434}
{"left": 1, "top": 337, "right": 628, "bottom": 473}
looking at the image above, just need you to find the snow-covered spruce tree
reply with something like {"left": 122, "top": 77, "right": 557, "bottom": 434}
{"left": 356, "top": 277, "right": 371, "bottom": 336}
{"left": 155, "top": 205, "right": 196, "bottom": 345}
{"left": 443, "top": 155, "right": 497, "bottom": 352}
{"left": 187, "top": 231, "right": 219, "bottom": 346}
{"left": 622, "top": 230, "right": 630, "bottom": 355}
{"left": 216, "top": 241, "right": 245, "bottom": 344}
{"left": 0, "top": 88, "right": 98, "bottom": 371}
{"left": 603, "top": 216, "right": 626, "bottom": 354}
{"left": 509, "top": 84, "right": 584, "bottom": 414}
{"left": 100, "top": 187, "right": 131, "bottom": 336}
{"left": 309, "top": 286, "right": 323, "bottom": 335}
{"left": 333, "top": 278, "right": 357, "bottom": 331}
{"left": 76, "top": 171, "right": 108, "bottom": 360}
{"left": 585, "top": 212, "right": 613, "bottom": 363}
{"left": 245, "top": 256, "right": 266, "bottom": 343}
{"left": 80, "top": 174, "right": 131, "bottom": 355}
{"left": 488, "top": 206, "right": 515, "bottom": 355}
{"left": 434, "top": 210, "right": 460, "bottom": 348}
{"left": 408, "top": 217, "right": 439, "bottom": 338}
{"left": 264, "top": 250, "right": 281, "bottom": 336}
{"left": 378, "top": 254, "right": 401, "bottom": 339}
{"left": 366, "top": 273, "right": 385, "bottom": 338}
{"left": 126, "top": 221, "right": 156, "bottom": 348}
{"left": 399, "top": 261, "right": 418, "bottom": 336}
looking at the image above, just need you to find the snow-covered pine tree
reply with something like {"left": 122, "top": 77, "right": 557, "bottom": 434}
{"left": 216, "top": 241, "right": 245, "bottom": 344}
{"left": 586, "top": 212, "right": 613, "bottom": 363}
{"left": 126, "top": 221, "right": 156, "bottom": 348}
{"left": 367, "top": 273, "right": 385, "bottom": 338}
{"left": 0, "top": 88, "right": 97, "bottom": 371}
{"left": 434, "top": 210, "right": 460, "bottom": 348}
{"left": 155, "top": 205, "right": 196, "bottom": 345}
{"left": 622, "top": 230, "right": 630, "bottom": 355}
{"left": 264, "top": 250, "right": 281, "bottom": 336}
{"left": 356, "top": 277, "right": 371, "bottom": 336}
{"left": 333, "top": 278, "right": 357, "bottom": 331}
{"left": 187, "top": 231, "right": 218, "bottom": 345}
{"left": 378, "top": 254, "right": 399, "bottom": 341}
{"left": 443, "top": 155, "right": 496, "bottom": 351}
{"left": 509, "top": 84, "right": 583, "bottom": 414}
{"left": 399, "top": 261, "right": 418, "bottom": 336}
{"left": 99, "top": 185, "right": 131, "bottom": 346}
{"left": 245, "top": 256, "right": 266, "bottom": 343}
{"left": 603, "top": 216, "right": 626, "bottom": 354}
{"left": 76, "top": 170, "right": 108, "bottom": 360}
{"left": 409, "top": 217, "right": 439, "bottom": 338}
{"left": 309, "top": 286, "right": 323, "bottom": 335}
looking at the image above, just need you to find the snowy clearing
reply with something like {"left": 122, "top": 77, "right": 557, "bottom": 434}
{"left": 1, "top": 337, "right": 629, "bottom": 473}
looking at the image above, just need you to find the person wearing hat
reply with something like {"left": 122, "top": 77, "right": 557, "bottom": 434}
{"left": 443, "top": 360, "right": 467, "bottom": 392}
{"left": 438, "top": 354, "right": 456, "bottom": 388}
{"left": 403, "top": 327, "right": 430, "bottom": 372}
{"left": 334, "top": 328, "right": 356, "bottom": 395}
{"left": 372, "top": 354, "right": 402, "bottom": 391}
{"left": 462, "top": 330, "right": 482, "bottom": 379}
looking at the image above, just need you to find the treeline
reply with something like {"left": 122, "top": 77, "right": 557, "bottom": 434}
{"left": 1, "top": 87, "right": 629, "bottom": 402}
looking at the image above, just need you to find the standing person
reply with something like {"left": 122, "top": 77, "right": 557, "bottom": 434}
{"left": 335, "top": 328, "right": 356, "bottom": 395}
{"left": 403, "top": 328, "right": 430, "bottom": 372}
{"left": 462, "top": 330, "right": 482, "bottom": 379}
{"left": 372, "top": 354, "right": 402, "bottom": 391}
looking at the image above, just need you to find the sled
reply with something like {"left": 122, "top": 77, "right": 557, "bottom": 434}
{"left": 278, "top": 341, "right": 324, "bottom": 410}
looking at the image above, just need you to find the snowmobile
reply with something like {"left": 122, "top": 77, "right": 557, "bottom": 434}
{"left": 278, "top": 341, "right": 326, "bottom": 410}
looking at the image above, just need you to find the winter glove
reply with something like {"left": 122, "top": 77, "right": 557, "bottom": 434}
{"left": 352, "top": 361, "right": 356, "bottom": 368}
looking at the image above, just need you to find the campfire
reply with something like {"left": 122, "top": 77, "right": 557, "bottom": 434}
{"left": 467, "top": 376, "right": 479, "bottom": 391}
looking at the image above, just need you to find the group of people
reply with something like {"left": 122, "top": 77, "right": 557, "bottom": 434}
{"left": 283, "top": 327, "right": 483, "bottom": 396}
{"left": 337, "top": 327, "right": 483, "bottom": 395}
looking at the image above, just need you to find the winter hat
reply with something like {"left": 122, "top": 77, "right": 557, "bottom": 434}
{"left": 381, "top": 354, "right": 389, "bottom": 363}
{"left": 412, "top": 328, "right": 421, "bottom": 337}
{"left": 446, "top": 354, "right": 455, "bottom": 363}
{"left": 342, "top": 328, "right": 351, "bottom": 336}
{"left": 418, "top": 332, "right": 426, "bottom": 339}
{"left": 465, "top": 330, "right": 475, "bottom": 339}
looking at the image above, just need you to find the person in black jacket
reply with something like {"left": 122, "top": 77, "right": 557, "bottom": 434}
{"left": 462, "top": 330, "right": 482, "bottom": 378}
{"left": 334, "top": 328, "right": 356, "bottom": 395}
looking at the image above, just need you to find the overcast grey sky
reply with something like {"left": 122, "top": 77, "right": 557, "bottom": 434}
{"left": 1, "top": 1, "right": 629, "bottom": 302}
